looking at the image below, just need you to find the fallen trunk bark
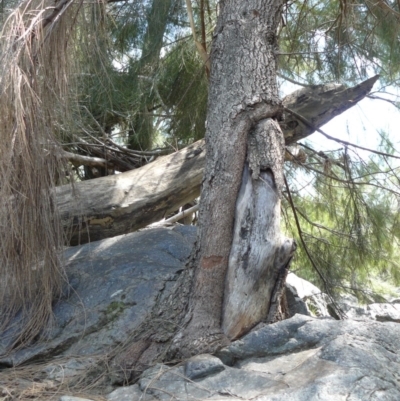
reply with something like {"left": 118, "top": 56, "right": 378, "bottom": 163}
{"left": 58, "top": 142, "right": 205, "bottom": 245}
{"left": 58, "top": 76, "right": 378, "bottom": 246}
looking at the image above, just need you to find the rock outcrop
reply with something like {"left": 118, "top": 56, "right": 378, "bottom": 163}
{"left": 104, "top": 314, "right": 400, "bottom": 401}
{"left": 329, "top": 297, "right": 400, "bottom": 323}
{"left": 285, "top": 272, "right": 331, "bottom": 318}
{"left": 0, "top": 225, "right": 196, "bottom": 368}
{"left": 1, "top": 225, "right": 400, "bottom": 401}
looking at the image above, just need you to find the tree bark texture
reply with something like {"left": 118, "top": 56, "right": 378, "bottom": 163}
{"left": 57, "top": 76, "right": 378, "bottom": 246}
{"left": 281, "top": 75, "right": 379, "bottom": 143}
{"left": 173, "top": 0, "right": 293, "bottom": 355}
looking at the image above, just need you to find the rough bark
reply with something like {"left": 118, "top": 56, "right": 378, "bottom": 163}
{"left": 57, "top": 76, "right": 378, "bottom": 246}
{"left": 170, "top": 0, "right": 291, "bottom": 356}
{"left": 281, "top": 75, "right": 379, "bottom": 143}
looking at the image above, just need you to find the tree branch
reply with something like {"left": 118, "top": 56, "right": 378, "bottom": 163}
{"left": 281, "top": 75, "right": 380, "bottom": 144}
{"left": 61, "top": 151, "right": 113, "bottom": 168}
{"left": 284, "top": 105, "right": 400, "bottom": 160}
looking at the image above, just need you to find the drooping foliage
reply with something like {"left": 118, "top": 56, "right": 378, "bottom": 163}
{"left": 0, "top": 0, "right": 106, "bottom": 346}
{"left": 279, "top": 0, "right": 400, "bottom": 84}
{"left": 283, "top": 139, "right": 400, "bottom": 299}
{"left": 77, "top": 0, "right": 210, "bottom": 152}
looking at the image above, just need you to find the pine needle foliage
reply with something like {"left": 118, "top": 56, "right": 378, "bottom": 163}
{"left": 78, "top": 0, "right": 185, "bottom": 150}
{"left": 158, "top": 40, "right": 209, "bottom": 144}
{"left": 279, "top": 0, "right": 400, "bottom": 84}
{"left": 283, "top": 143, "right": 400, "bottom": 300}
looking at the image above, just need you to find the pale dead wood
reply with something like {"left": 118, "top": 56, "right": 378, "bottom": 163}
{"left": 62, "top": 150, "right": 113, "bottom": 168}
{"left": 223, "top": 120, "right": 296, "bottom": 338}
{"left": 155, "top": 204, "right": 199, "bottom": 226}
{"left": 58, "top": 141, "right": 205, "bottom": 245}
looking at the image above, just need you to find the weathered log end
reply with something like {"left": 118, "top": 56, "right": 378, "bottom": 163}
{"left": 57, "top": 140, "right": 205, "bottom": 245}
{"left": 282, "top": 75, "right": 379, "bottom": 145}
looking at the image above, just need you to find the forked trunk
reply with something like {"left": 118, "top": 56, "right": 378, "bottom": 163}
{"left": 174, "top": 0, "right": 295, "bottom": 356}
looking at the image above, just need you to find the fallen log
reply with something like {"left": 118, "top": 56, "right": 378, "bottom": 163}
{"left": 58, "top": 142, "right": 205, "bottom": 245}
{"left": 58, "top": 76, "right": 379, "bottom": 245}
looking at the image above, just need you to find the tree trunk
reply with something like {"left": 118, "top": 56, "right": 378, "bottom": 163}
{"left": 107, "top": 18, "right": 379, "bottom": 376}
{"left": 171, "top": 0, "right": 294, "bottom": 356}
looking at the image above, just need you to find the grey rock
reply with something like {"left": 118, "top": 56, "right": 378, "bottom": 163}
{"left": 286, "top": 272, "right": 331, "bottom": 317}
{"left": 184, "top": 354, "right": 225, "bottom": 380}
{"left": 137, "top": 362, "right": 279, "bottom": 401}
{"left": 327, "top": 293, "right": 367, "bottom": 320}
{"left": 337, "top": 293, "right": 359, "bottom": 306}
{"left": 330, "top": 301, "right": 400, "bottom": 323}
{"left": 2, "top": 224, "right": 400, "bottom": 400}
{"left": 0, "top": 226, "right": 196, "bottom": 368}
{"left": 217, "top": 314, "right": 320, "bottom": 364}
{"left": 330, "top": 302, "right": 368, "bottom": 320}
{"left": 367, "top": 303, "right": 400, "bottom": 322}
{"left": 285, "top": 283, "right": 310, "bottom": 317}
{"left": 122, "top": 314, "right": 400, "bottom": 401}
{"left": 59, "top": 397, "right": 94, "bottom": 401}
{"left": 43, "top": 357, "right": 98, "bottom": 382}
{"left": 107, "top": 384, "right": 155, "bottom": 401}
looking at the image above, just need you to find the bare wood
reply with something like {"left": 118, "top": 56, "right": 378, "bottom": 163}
{"left": 57, "top": 77, "right": 378, "bottom": 246}
{"left": 61, "top": 151, "right": 113, "bottom": 168}
{"left": 222, "top": 121, "right": 296, "bottom": 339}
{"left": 161, "top": 204, "right": 199, "bottom": 225}
{"left": 281, "top": 75, "right": 379, "bottom": 144}
{"left": 58, "top": 141, "right": 205, "bottom": 245}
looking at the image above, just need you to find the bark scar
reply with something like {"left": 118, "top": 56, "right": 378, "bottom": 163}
{"left": 201, "top": 255, "right": 225, "bottom": 269}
